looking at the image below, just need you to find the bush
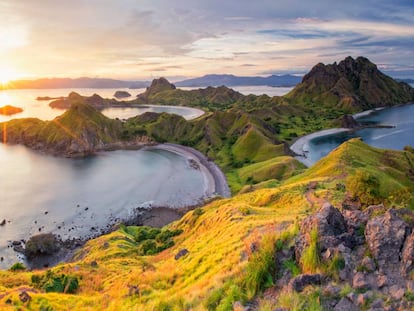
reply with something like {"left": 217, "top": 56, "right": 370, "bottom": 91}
{"left": 9, "top": 262, "right": 26, "bottom": 271}
{"left": 31, "top": 270, "right": 79, "bottom": 294}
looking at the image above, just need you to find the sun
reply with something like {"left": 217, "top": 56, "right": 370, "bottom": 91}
{"left": 0, "top": 65, "right": 19, "bottom": 85}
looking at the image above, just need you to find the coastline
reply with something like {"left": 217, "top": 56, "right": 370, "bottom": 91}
{"left": 289, "top": 106, "right": 389, "bottom": 167}
{"left": 146, "top": 143, "right": 231, "bottom": 198}
{"left": 290, "top": 128, "right": 350, "bottom": 166}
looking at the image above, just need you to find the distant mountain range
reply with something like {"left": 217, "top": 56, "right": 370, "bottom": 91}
{"left": 2, "top": 74, "right": 303, "bottom": 90}
{"left": 175, "top": 74, "right": 302, "bottom": 87}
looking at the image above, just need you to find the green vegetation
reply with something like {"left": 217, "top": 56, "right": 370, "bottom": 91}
{"left": 9, "top": 263, "right": 26, "bottom": 272}
{"left": 300, "top": 228, "right": 320, "bottom": 273}
{"left": 31, "top": 270, "right": 79, "bottom": 294}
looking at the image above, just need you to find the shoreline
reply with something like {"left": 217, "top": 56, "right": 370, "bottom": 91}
{"left": 146, "top": 143, "right": 231, "bottom": 198}
{"left": 289, "top": 106, "right": 393, "bottom": 167}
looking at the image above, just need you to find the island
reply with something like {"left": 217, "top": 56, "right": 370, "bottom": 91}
{"left": 113, "top": 90, "right": 131, "bottom": 99}
{"left": 0, "top": 105, "right": 23, "bottom": 115}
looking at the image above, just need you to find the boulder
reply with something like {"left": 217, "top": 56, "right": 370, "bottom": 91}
{"left": 365, "top": 209, "right": 410, "bottom": 270}
{"left": 334, "top": 297, "right": 358, "bottom": 311}
{"left": 338, "top": 114, "right": 360, "bottom": 129}
{"left": 175, "top": 249, "right": 189, "bottom": 260}
{"left": 401, "top": 231, "right": 414, "bottom": 276}
{"left": 353, "top": 272, "right": 372, "bottom": 290}
{"left": 287, "top": 274, "right": 322, "bottom": 292}
{"left": 24, "top": 233, "right": 61, "bottom": 259}
{"left": 19, "top": 291, "right": 31, "bottom": 303}
{"left": 388, "top": 285, "right": 405, "bottom": 300}
{"left": 296, "top": 203, "right": 348, "bottom": 260}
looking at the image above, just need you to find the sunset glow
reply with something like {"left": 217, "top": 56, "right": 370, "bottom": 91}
{"left": 0, "top": 1, "right": 413, "bottom": 80}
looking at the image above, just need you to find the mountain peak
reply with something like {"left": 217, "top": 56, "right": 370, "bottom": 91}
{"left": 288, "top": 56, "right": 414, "bottom": 110}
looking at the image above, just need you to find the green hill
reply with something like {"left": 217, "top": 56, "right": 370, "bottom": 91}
{"left": 286, "top": 56, "right": 414, "bottom": 111}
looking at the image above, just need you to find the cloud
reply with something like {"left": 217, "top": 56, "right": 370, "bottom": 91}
{"left": 1, "top": 0, "right": 414, "bottom": 78}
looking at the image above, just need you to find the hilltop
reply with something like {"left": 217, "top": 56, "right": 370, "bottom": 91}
{"left": 286, "top": 56, "right": 414, "bottom": 111}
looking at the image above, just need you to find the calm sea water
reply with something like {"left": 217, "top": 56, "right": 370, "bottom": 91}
{"left": 307, "top": 103, "right": 414, "bottom": 164}
{"left": 0, "top": 87, "right": 216, "bottom": 268}
{"left": 0, "top": 88, "right": 204, "bottom": 122}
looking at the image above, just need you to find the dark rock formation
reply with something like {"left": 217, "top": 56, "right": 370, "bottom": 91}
{"left": 401, "top": 231, "right": 414, "bottom": 276}
{"left": 365, "top": 209, "right": 410, "bottom": 270}
{"left": 288, "top": 274, "right": 322, "bottom": 292}
{"left": 337, "top": 114, "right": 360, "bottom": 128}
{"left": 113, "top": 91, "right": 131, "bottom": 99}
{"left": 295, "top": 203, "right": 348, "bottom": 261}
{"left": 24, "top": 233, "right": 61, "bottom": 258}
{"left": 0, "top": 105, "right": 23, "bottom": 115}
{"left": 175, "top": 248, "right": 189, "bottom": 260}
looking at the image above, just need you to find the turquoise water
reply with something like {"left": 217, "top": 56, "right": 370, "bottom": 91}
{"left": 307, "top": 104, "right": 414, "bottom": 164}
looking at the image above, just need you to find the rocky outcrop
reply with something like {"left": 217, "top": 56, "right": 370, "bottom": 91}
{"left": 295, "top": 203, "right": 349, "bottom": 261}
{"left": 288, "top": 274, "right": 322, "bottom": 292}
{"left": 287, "top": 56, "right": 414, "bottom": 110}
{"left": 0, "top": 105, "right": 23, "bottom": 115}
{"left": 24, "top": 233, "right": 61, "bottom": 258}
{"left": 337, "top": 114, "right": 360, "bottom": 128}
{"left": 365, "top": 209, "right": 410, "bottom": 270}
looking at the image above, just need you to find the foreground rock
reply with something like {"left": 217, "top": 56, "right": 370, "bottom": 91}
{"left": 0, "top": 105, "right": 23, "bottom": 115}
{"left": 267, "top": 203, "right": 414, "bottom": 310}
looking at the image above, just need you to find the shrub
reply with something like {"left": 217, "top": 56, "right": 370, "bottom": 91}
{"left": 9, "top": 262, "right": 26, "bottom": 271}
{"left": 31, "top": 270, "right": 79, "bottom": 294}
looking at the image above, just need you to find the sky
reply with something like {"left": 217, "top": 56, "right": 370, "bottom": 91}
{"left": 1, "top": 0, "right": 414, "bottom": 80}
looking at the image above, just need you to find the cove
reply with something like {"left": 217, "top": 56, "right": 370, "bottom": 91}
{"left": 292, "top": 104, "right": 414, "bottom": 166}
{"left": 0, "top": 144, "right": 213, "bottom": 269}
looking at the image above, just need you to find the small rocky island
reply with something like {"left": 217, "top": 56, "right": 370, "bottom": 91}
{"left": 0, "top": 105, "right": 23, "bottom": 116}
{"left": 113, "top": 90, "right": 131, "bottom": 99}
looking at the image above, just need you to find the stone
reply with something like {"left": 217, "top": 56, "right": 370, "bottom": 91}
{"left": 323, "top": 283, "right": 341, "bottom": 296}
{"left": 401, "top": 231, "right": 414, "bottom": 276}
{"left": 353, "top": 272, "right": 371, "bottom": 290}
{"left": 19, "top": 291, "right": 31, "bottom": 303}
{"left": 0, "top": 219, "right": 6, "bottom": 226}
{"left": 368, "top": 298, "right": 384, "bottom": 310}
{"left": 334, "top": 297, "right": 358, "bottom": 311}
{"left": 338, "top": 114, "right": 360, "bottom": 129}
{"left": 175, "top": 249, "right": 189, "bottom": 260}
{"left": 389, "top": 285, "right": 405, "bottom": 300}
{"left": 357, "top": 291, "right": 373, "bottom": 306}
{"left": 365, "top": 209, "right": 409, "bottom": 270}
{"left": 377, "top": 274, "right": 388, "bottom": 288}
{"left": 296, "top": 203, "right": 348, "bottom": 261}
{"left": 288, "top": 274, "right": 322, "bottom": 292}
{"left": 361, "top": 256, "right": 376, "bottom": 272}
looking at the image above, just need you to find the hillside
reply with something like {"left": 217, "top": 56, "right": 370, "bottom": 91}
{"left": 1, "top": 140, "right": 414, "bottom": 310}
{"left": 286, "top": 56, "right": 414, "bottom": 111}
{"left": 175, "top": 74, "right": 301, "bottom": 87}
{"left": 0, "top": 101, "right": 137, "bottom": 156}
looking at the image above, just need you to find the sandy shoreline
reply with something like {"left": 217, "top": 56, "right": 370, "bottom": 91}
{"left": 145, "top": 143, "right": 231, "bottom": 198}
{"left": 290, "top": 107, "right": 386, "bottom": 167}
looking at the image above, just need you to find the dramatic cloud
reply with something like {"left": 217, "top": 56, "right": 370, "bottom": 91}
{"left": 0, "top": 0, "right": 413, "bottom": 79}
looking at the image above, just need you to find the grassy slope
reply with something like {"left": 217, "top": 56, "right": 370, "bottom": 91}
{"left": 1, "top": 140, "right": 413, "bottom": 310}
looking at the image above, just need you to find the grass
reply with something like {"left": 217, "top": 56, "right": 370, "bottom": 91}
{"left": 300, "top": 227, "right": 320, "bottom": 274}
